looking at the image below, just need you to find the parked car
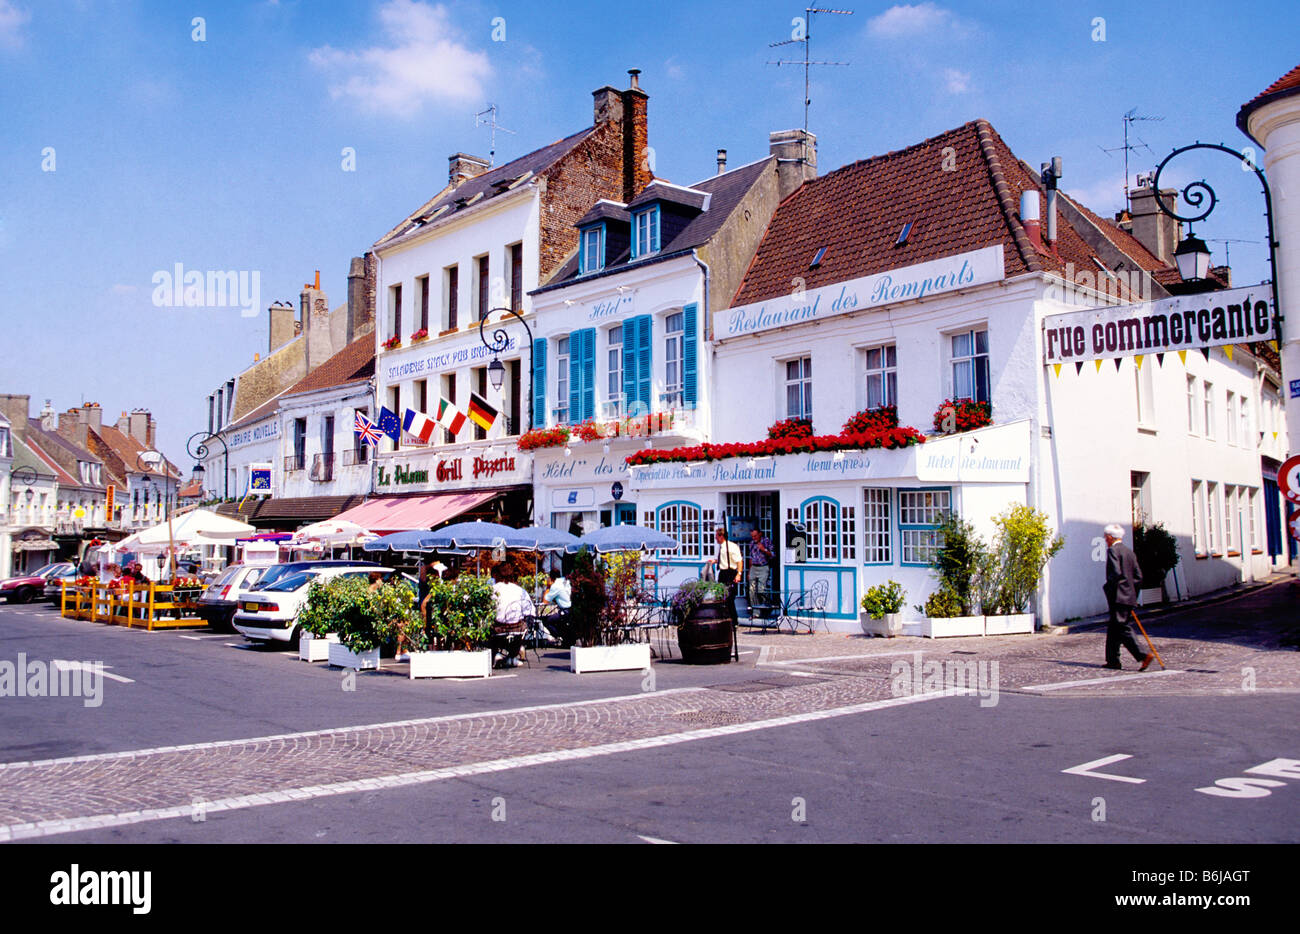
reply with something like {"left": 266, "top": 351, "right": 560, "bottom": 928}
{"left": 250, "top": 559, "right": 381, "bottom": 592}
{"left": 42, "top": 564, "right": 81, "bottom": 604}
{"left": 197, "top": 563, "right": 269, "bottom": 631}
{"left": 2, "top": 563, "right": 74, "bottom": 604}
{"left": 233, "top": 565, "right": 397, "bottom": 645}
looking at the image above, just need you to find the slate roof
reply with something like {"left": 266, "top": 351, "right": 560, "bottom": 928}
{"left": 576, "top": 200, "right": 631, "bottom": 226}
{"left": 280, "top": 334, "right": 375, "bottom": 399}
{"left": 733, "top": 120, "right": 1156, "bottom": 307}
{"left": 536, "top": 155, "right": 775, "bottom": 292}
{"left": 18, "top": 434, "right": 78, "bottom": 487}
{"left": 375, "top": 127, "right": 597, "bottom": 248}
{"left": 223, "top": 393, "right": 283, "bottom": 434}
{"left": 1238, "top": 62, "right": 1300, "bottom": 143}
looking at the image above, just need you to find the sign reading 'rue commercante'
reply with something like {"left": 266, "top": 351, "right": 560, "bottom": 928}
{"left": 1041, "top": 284, "right": 1274, "bottom": 364}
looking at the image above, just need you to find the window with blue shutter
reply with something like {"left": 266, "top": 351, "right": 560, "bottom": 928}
{"left": 682, "top": 303, "right": 698, "bottom": 408}
{"left": 579, "top": 328, "right": 596, "bottom": 421}
{"left": 532, "top": 338, "right": 547, "bottom": 428}
{"left": 621, "top": 314, "right": 653, "bottom": 415}
{"left": 631, "top": 206, "right": 660, "bottom": 259}
{"left": 579, "top": 226, "right": 605, "bottom": 274}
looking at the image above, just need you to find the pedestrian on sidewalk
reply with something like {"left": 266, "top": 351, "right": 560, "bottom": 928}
{"left": 746, "top": 526, "right": 774, "bottom": 610}
{"left": 705, "top": 526, "right": 743, "bottom": 622}
{"left": 1102, "top": 523, "right": 1153, "bottom": 671}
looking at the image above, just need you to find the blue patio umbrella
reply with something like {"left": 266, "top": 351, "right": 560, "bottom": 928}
{"left": 362, "top": 530, "right": 469, "bottom": 555}
{"left": 567, "top": 525, "right": 679, "bottom": 554}
{"left": 420, "top": 519, "right": 519, "bottom": 550}
{"left": 504, "top": 525, "right": 581, "bottom": 552}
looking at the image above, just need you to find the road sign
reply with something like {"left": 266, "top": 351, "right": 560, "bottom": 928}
{"left": 1278, "top": 455, "right": 1300, "bottom": 503}
{"left": 1288, "top": 510, "right": 1300, "bottom": 541}
{"left": 610, "top": 481, "right": 623, "bottom": 501}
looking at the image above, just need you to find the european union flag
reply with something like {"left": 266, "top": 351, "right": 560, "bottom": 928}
{"left": 377, "top": 406, "right": 401, "bottom": 443}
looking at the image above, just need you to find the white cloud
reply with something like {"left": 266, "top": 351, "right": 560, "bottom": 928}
{"left": 0, "top": 0, "right": 31, "bottom": 50}
{"left": 867, "top": 3, "right": 960, "bottom": 39}
{"left": 1067, "top": 174, "right": 1129, "bottom": 215}
{"left": 309, "top": 0, "right": 490, "bottom": 116}
{"left": 664, "top": 57, "right": 684, "bottom": 81}
{"left": 943, "top": 68, "right": 970, "bottom": 93}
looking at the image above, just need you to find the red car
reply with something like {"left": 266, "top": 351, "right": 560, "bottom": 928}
{"left": 1, "top": 563, "right": 75, "bottom": 604}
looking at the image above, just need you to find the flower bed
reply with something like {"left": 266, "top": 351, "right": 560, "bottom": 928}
{"left": 933, "top": 398, "right": 992, "bottom": 433}
{"left": 767, "top": 417, "right": 813, "bottom": 440}
{"left": 625, "top": 425, "right": 925, "bottom": 466}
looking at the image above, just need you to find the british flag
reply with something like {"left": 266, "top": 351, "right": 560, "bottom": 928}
{"left": 354, "top": 411, "right": 383, "bottom": 448}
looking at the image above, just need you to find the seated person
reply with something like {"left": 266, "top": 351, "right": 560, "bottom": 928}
{"left": 492, "top": 568, "right": 535, "bottom": 667}
{"left": 542, "top": 573, "right": 571, "bottom": 611}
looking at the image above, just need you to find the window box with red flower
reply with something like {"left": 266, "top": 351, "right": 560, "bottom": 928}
{"left": 518, "top": 426, "right": 571, "bottom": 451}
{"left": 932, "top": 398, "right": 992, "bottom": 434}
{"left": 767, "top": 417, "right": 813, "bottom": 440}
{"left": 842, "top": 405, "right": 898, "bottom": 435}
{"left": 625, "top": 424, "right": 925, "bottom": 467}
{"left": 410, "top": 328, "right": 429, "bottom": 343}
{"left": 381, "top": 335, "right": 402, "bottom": 351}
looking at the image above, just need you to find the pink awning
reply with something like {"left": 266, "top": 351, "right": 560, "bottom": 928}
{"left": 331, "top": 491, "right": 498, "bottom": 533}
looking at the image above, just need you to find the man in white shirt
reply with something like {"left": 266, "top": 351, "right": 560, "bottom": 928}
{"left": 493, "top": 573, "right": 536, "bottom": 667}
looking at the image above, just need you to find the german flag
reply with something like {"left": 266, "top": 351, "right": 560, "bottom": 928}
{"left": 467, "top": 391, "right": 499, "bottom": 431}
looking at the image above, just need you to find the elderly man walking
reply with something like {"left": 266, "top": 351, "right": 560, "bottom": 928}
{"left": 1102, "top": 523, "right": 1153, "bottom": 671}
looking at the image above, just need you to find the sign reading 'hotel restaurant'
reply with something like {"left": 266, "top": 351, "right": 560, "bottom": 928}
{"left": 1041, "top": 284, "right": 1275, "bottom": 364}
{"left": 717, "top": 246, "right": 1006, "bottom": 340}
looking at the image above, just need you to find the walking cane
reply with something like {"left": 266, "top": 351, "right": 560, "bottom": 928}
{"left": 1129, "top": 609, "right": 1166, "bottom": 670}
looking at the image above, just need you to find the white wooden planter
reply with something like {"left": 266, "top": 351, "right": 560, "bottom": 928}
{"left": 921, "top": 615, "right": 985, "bottom": 638}
{"left": 570, "top": 643, "right": 652, "bottom": 674}
{"left": 860, "top": 612, "right": 904, "bottom": 638}
{"left": 983, "top": 613, "right": 1034, "bottom": 635}
{"left": 328, "top": 643, "right": 381, "bottom": 670}
{"left": 408, "top": 649, "right": 491, "bottom": 679}
{"left": 1138, "top": 588, "right": 1164, "bottom": 607}
{"left": 299, "top": 632, "right": 339, "bottom": 662}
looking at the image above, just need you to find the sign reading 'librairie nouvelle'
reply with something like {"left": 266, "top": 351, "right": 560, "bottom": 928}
{"left": 1042, "top": 284, "right": 1275, "bottom": 364}
{"left": 717, "top": 246, "right": 1005, "bottom": 340}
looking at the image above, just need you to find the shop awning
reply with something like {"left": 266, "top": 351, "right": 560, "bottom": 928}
{"left": 14, "top": 538, "right": 58, "bottom": 552}
{"left": 331, "top": 491, "right": 498, "bottom": 532}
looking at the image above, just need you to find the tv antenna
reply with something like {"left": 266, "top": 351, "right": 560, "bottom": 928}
{"left": 475, "top": 103, "right": 515, "bottom": 167}
{"left": 1206, "top": 238, "right": 1258, "bottom": 268}
{"left": 767, "top": 7, "right": 853, "bottom": 135}
{"left": 1100, "top": 108, "right": 1164, "bottom": 204}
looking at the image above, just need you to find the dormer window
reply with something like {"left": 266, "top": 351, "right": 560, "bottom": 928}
{"left": 579, "top": 225, "right": 605, "bottom": 274}
{"left": 631, "top": 206, "right": 660, "bottom": 259}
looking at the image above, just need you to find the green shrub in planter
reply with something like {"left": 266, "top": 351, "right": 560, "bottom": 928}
{"left": 916, "top": 585, "right": 963, "bottom": 619}
{"left": 670, "top": 579, "right": 729, "bottom": 622}
{"left": 424, "top": 575, "right": 495, "bottom": 651}
{"left": 861, "top": 580, "right": 906, "bottom": 619}
{"left": 982, "top": 504, "right": 1064, "bottom": 614}
{"left": 298, "top": 577, "right": 372, "bottom": 640}
{"left": 1133, "top": 521, "right": 1179, "bottom": 589}
{"left": 931, "top": 514, "right": 989, "bottom": 616}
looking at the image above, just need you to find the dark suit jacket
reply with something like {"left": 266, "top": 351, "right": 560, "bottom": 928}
{"left": 1104, "top": 542, "right": 1143, "bottom": 607}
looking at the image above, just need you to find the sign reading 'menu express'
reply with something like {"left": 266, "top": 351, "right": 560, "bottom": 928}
{"left": 1042, "top": 285, "right": 1274, "bottom": 364}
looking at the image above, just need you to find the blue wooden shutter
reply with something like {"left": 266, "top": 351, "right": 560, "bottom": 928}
{"left": 635, "top": 315, "right": 652, "bottom": 412}
{"left": 532, "top": 338, "right": 547, "bottom": 428}
{"left": 579, "top": 328, "right": 597, "bottom": 421}
{"left": 682, "top": 303, "right": 698, "bottom": 407}
{"left": 567, "top": 331, "right": 581, "bottom": 421}
{"left": 622, "top": 318, "right": 640, "bottom": 412}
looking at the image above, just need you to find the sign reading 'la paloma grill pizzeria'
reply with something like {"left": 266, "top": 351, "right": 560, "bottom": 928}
{"left": 1042, "top": 285, "right": 1275, "bottom": 364}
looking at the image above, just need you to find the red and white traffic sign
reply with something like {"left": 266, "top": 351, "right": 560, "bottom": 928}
{"left": 1289, "top": 510, "right": 1300, "bottom": 541}
{"left": 1280, "top": 455, "right": 1300, "bottom": 504}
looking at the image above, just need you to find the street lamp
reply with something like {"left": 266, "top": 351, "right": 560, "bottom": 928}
{"left": 1150, "top": 142, "right": 1282, "bottom": 336}
{"left": 478, "top": 305, "right": 534, "bottom": 432}
{"left": 187, "top": 431, "right": 229, "bottom": 500}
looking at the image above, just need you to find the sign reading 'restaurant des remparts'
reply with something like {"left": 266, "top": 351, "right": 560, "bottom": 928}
{"left": 1042, "top": 284, "right": 1275, "bottom": 364}
{"left": 717, "top": 246, "right": 1005, "bottom": 340}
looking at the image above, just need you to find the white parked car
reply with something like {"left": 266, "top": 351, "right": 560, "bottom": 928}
{"left": 233, "top": 566, "right": 399, "bottom": 645}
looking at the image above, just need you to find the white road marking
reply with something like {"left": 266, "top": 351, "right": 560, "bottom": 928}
{"left": 1062, "top": 754, "right": 1146, "bottom": 784}
{"left": 177, "top": 635, "right": 203, "bottom": 641}
{"left": 0, "top": 689, "right": 948, "bottom": 841}
{"left": 1025, "top": 669, "right": 1181, "bottom": 692}
{"left": 637, "top": 834, "right": 678, "bottom": 844}
{"left": 763, "top": 650, "right": 922, "bottom": 666}
{"left": 51, "top": 661, "right": 134, "bottom": 684}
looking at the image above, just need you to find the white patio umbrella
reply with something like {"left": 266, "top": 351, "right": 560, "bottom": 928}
{"left": 292, "top": 518, "right": 377, "bottom": 547}
{"left": 134, "top": 509, "right": 255, "bottom": 546}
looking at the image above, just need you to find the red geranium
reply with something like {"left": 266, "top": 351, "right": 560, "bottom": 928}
{"left": 517, "top": 426, "right": 571, "bottom": 450}
{"left": 625, "top": 424, "right": 925, "bottom": 467}
{"left": 767, "top": 417, "right": 814, "bottom": 440}
{"left": 932, "top": 398, "right": 992, "bottom": 434}
{"left": 842, "top": 406, "right": 898, "bottom": 434}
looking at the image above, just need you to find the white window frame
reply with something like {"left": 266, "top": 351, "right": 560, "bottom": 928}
{"left": 1187, "top": 375, "right": 1198, "bottom": 434}
{"left": 663, "top": 312, "right": 684, "bottom": 409}
{"left": 605, "top": 324, "right": 623, "bottom": 418}
{"left": 1223, "top": 485, "right": 1236, "bottom": 552}
{"left": 1206, "top": 481, "right": 1220, "bottom": 553}
{"left": 1191, "top": 480, "right": 1204, "bottom": 554}
{"left": 555, "top": 336, "right": 570, "bottom": 425}
{"left": 864, "top": 344, "right": 897, "bottom": 411}
{"left": 862, "top": 487, "right": 892, "bottom": 565}
{"left": 950, "top": 328, "right": 990, "bottom": 404}
{"left": 898, "top": 488, "right": 951, "bottom": 566}
{"left": 784, "top": 356, "right": 813, "bottom": 421}
{"left": 1203, "top": 380, "right": 1215, "bottom": 440}
{"left": 1226, "top": 390, "right": 1237, "bottom": 444}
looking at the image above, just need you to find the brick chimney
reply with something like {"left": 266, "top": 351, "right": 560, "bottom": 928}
{"left": 621, "top": 70, "right": 650, "bottom": 203}
{"left": 128, "top": 409, "right": 154, "bottom": 449}
{"left": 269, "top": 301, "right": 296, "bottom": 354}
{"left": 1123, "top": 186, "right": 1181, "bottom": 266}
{"left": 448, "top": 153, "right": 490, "bottom": 188}
{"left": 302, "top": 271, "right": 333, "bottom": 371}
{"left": 770, "top": 129, "right": 818, "bottom": 200}
{"left": 0, "top": 394, "right": 28, "bottom": 439}
{"left": 56, "top": 405, "right": 86, "bottom": 447}
{"left": 347, "top": 253, "right": 377, "bottom": 342}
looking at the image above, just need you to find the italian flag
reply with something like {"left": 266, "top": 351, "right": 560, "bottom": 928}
{"left": 437, "top": 398, "right": 467, "bottom": 436}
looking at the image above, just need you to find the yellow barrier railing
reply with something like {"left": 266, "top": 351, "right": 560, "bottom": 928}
{"left": 60, "top": 580, "right": 205, "bottom": 630}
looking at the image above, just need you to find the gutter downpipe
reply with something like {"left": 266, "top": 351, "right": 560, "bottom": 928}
{"left": 691, "top": 249, "right": 712, "bottom": 438}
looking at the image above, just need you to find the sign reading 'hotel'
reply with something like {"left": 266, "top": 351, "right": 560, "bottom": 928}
{"left": 717, "top": 246, "right": 1006, "bottom": 340}
{"left": 1042, "top": 284, "right": 1275, "bottom": 364}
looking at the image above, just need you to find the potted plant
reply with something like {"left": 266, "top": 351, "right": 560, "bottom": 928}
{"left": 296, "top": 578, "right": 341, "bottom": 662}
{"left": 408, "top": 575, "right": 495, "bottom": 678}
{"left": 920, "top": 514, "right": 987, "bottom": 637}
{"left": 671, "top": 578, "right": 733, "bottom": 664}
{"left": 327, "top": 577, "right": 397, "bottom": 670}
{"left": 567, "top": 548, "right": 652, "bottom": 673}
{"left": 1133, "top": 520, "right": 1179, "bottom": 605}
{"left": 860, "top": 580, "right": 906, "bottom": 637}
{"left": 981, "top": 504, "right": 1064, "bottom": 634}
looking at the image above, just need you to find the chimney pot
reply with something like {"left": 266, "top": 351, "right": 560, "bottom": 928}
{"left": 717, "top": 149, "right": 727, "bottom": 175}
{"left": 769, "top": 129, "right": 818, "bottom": 200}
{"left": 628, "top": 68, "right": 641, "bottom": 90}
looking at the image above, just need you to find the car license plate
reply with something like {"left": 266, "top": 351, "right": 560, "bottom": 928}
{"left": 242, "top": 602, "right": 260, "bottom": 611}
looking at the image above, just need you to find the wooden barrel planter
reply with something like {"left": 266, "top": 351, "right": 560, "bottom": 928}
{"left": 677, "top": 601, "right": 734, "bottom": 664}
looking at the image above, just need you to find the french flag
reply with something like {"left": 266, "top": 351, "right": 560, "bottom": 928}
{"left": 402, "top": 407, "right": 437, "bottom": 444}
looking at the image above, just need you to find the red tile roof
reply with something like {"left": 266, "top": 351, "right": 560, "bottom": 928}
{"left": 1245, "top": 62, "right": 1300, "bottom": 106}
{"left": 280, "top": 333, "right": 375, "bottom": 397}
{"left": 1238, "top": 62, "right": 1300, "bottom": 142}
{"left": 733, "top": 120, "right": 1157, "bottom": 308}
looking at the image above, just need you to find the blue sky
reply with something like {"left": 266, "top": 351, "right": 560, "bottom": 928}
{"left": 0, "top": 0, "right": 1294, "bottom": 466}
